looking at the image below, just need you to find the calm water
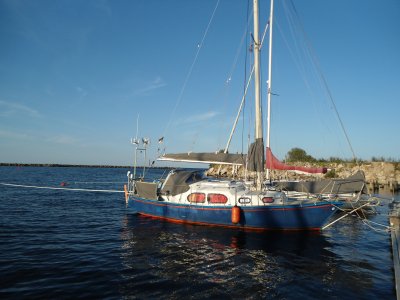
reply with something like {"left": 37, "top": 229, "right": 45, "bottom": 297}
{"left": 0, "top": 166, "right": 396, "bottom": 299}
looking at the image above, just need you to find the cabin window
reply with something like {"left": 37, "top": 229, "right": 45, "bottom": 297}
{"left": 187, "top": 193, "right": 206, "bottom": 203}
{"left": 238, "top": 197, "right": 251, "bottom": 204}
{"left": 262, "top": 197, "right": 274, "bottom": 204}
{"left": 207, "top": 193, "right": 228, "bottom": 204}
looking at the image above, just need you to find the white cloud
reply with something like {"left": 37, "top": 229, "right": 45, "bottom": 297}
{"left": 94, "top": 0, "right": 113, "bottom": 17}
{"left": 0, "top": 130, "right": 79, "bottom": 146}
{"left": 134, "top": 76, "right": 167, "bottom": 96}
{"left": 0, "top": 100, "right": 41, "bottom": 118}
{"left": 0, "top": 129, "right": 31, "bottom": 140}
{"left": 180, "top": 111, "right": 219, "bottom": 124}
{"left": 46, "top": 134, "right": 80, "bottom": 145}
{"left": 76, "top": 86, "right": 88, "bottom": 99}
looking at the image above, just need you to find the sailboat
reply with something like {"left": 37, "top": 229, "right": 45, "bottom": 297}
{"left": 125, "top": 0, "right": 342, "bottom": 230}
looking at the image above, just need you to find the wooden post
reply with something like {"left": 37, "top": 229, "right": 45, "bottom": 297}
{"left": 369, "top": 180, "right": 378, "bottom": 193}
{"left": 390, "top": 180, "right": 399, "bottom": 193}
{"left": 390, "top": 202, "right": 400, "bottom": 300}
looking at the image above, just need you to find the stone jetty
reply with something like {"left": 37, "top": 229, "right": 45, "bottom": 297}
{"left": 206, "top": 161, "right": 400, "bottom": 193}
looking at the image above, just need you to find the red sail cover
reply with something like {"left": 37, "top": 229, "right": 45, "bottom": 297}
{"left": 266, "top": 147, "right": 327, "bottom": 174}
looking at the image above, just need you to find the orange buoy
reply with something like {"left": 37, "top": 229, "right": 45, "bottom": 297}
{"left": 231, "top": 205, "right": 240, "bottom": 224}
{"left": 60, "top": 182, "right": 67, "bottom": 187}
{"left": 124, "top": 184, "right": 129, "bottom": 203}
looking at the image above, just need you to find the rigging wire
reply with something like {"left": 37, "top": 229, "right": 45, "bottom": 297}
{"left": 224, "top": 17, "right": 270, "bottom": 154}
{"left": 278, "top": 1, "right": 336, "bottom": 155}
{"left": 226, "top": 14, "right": 252, "bottom": 87}
{"left": 191, "top": 12, "right": 251, "bottom": 153}
{"left": 286, "top": 0, "right": 358, "bottom": 163}
{"left": 162, "top": 0, "right": 220, "bottom": 142}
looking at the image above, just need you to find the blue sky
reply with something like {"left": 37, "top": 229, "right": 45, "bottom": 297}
{"left": 1, "top": 0, "right": 399, "bottom": 166}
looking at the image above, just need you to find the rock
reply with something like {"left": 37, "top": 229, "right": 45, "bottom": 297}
{"left": 206, "top": 161, "right": 400, "bottom": 189}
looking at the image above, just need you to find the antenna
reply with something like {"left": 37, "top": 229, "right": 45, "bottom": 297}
{"left": 142, "top": 138, "right": 150, "bottom": 146}
{"left": 135, "top": 114, "right": 139, "bottom": 141}
{"left": 131, "top": 114, "right": 141, "bottom": 178}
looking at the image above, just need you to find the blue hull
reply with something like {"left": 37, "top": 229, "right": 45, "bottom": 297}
{"left": 127, "top": 197, "right": 340, "bottom": 230}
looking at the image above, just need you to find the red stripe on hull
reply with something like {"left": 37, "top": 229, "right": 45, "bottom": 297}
{"left": 137, "top": 212, "right": 322, "bottom": 232}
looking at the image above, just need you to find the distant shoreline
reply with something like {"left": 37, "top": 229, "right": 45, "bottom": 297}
{"left": 0, "top": 163, "right": 172, "bottom": 169}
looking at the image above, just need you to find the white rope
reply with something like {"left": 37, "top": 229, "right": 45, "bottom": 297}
{"left": 326, "top": 197, "right": 392, "bottom": 233}
{"left": 322, "top": 201, "right": 375, "bottom": 230}
{"left": 73, "top": 181, "right": 125, "bottom": 184}
{"left": 362, "top": 219, "right": 391, "bottom": 233}
{"left": 0, "top": 182, "right": 124, "bottom": 193}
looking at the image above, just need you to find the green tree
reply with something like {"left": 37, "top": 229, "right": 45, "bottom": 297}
{"left": 286, "top": 148, "right": 315, "bottom": 162}
{"left": 324, "top": 169, "right": 336, "bottom": 178}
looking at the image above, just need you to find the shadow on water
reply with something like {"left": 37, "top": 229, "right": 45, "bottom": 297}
{"left": 122, "top": 213, "right": 331, "bottom": 253}
{"left": 118, "top": 214, "right": 383, "bottom": 299}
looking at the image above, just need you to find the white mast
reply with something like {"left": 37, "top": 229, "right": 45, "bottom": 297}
{"left": 253, "top": 0, "right": 263, "bottom": 189}
{"left": 253, "top": 0, "right": 262, "bottom": 141}
{"left": 266, "top": 0, "right": 274, "bottom": 181}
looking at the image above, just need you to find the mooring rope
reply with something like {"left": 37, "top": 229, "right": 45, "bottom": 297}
{"left": 325, "top": 197, "right": 392, "bottom": 232}
{"left": 0, "top": 182, "right": 124, "bottom": 193}
{"left": 322, "top": 202, "right": 373, "bottom": 230}
{"left": 73, "top": 181, "right": 125, "bottom": 184}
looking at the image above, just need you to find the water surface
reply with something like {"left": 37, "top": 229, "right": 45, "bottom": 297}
{"left": 0, "top": 166, "right": 396, "bottom": 299}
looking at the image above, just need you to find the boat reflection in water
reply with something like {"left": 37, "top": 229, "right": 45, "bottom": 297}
{"left": 119, "top": 214, "right": 378, "bottom": 299}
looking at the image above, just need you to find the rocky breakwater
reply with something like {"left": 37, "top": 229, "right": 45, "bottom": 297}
{"left": 207, "top": 161, "right": 400, "bottom": 192}
{"left": 337, "top": 162, "right": 400, "bottom": 192}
